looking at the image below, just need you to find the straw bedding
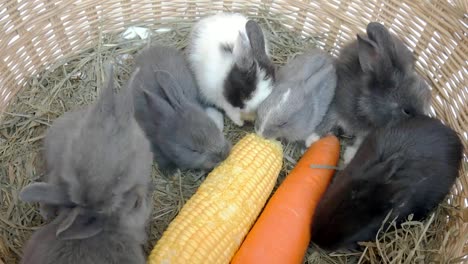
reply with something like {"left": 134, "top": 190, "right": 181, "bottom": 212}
{"left": 0, "top": 6, "right": 467, "bottom": 264}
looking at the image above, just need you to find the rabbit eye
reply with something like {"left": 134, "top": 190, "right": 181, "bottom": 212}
{"left": 402, "top": 108, "right": 412, "bottom": 116}
{"left": 133, "top": 199, "right": 140, "bottom": 209}
{"left": 186, "top": 146, "right": 200, "bottom": 154}
{"left": 278, "top": 121, "right": 288, "bottom": 128}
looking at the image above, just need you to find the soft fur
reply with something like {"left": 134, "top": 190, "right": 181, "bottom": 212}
{"left": 255, "top": 49, "right": 336, "bottom": 144}
{"left": 20, "top": 207, "right": 147, "bottom": 264}
{"left": 187, "top": 13, "right": 275, "bottom": 126}
{"left": 314, "top": 22, "right": 431, "bottom": 162}
{"left": 311, "top": 115, "right": 463, "bottom": 251}
{"left": 19, "top": 65, "right": 153, "bottom": 263}
{"left": 132, "top": 45, "right": 231, "bottom": 172}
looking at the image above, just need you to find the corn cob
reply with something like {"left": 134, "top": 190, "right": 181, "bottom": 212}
{"left": 148, "top": 133, "right": 283, "bottom": 264}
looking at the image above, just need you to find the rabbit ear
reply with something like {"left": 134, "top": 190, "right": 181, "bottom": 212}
{"left": 356, "top": 34, "right": 390, "bottom": 74}
{"left": 121, "top": 185, "right": 147, "bottom": 212}
{"left": 94, "top": 63, "right": 117, "bottom": 116}
{"left": 141, "top": 88, "right": 175, "bottom": 119}
{"left": 153, "top": 70, "right": 187, "bottom": 111}
{"left": 366, "top": 22, "right": 393, "bottom": 48}
{"left": 366, "top": 154, "right": 404, "bottom": 182}
{"left": 233, "top": 31, "right": 254, "bottom": 70}
{"left": 366, "top": 22, "right": 414, "bottom": 71}
{"left": 246, "top": 20, "right": 275, "bottom": 79}
{"left": 301, "top": 58, "right": 336, "bottom": 96}
{"left": 89, "top": 62, "right": 132, "bottom": 128}
{"left": 114, "top": 67, "right": 140, "bottom": 125}
{"left": 92, "top": 63, "right": 135, "bottom": 126}
{"left": 56, "top": 207, "right": 104, "bottom": 240}
{"left": 20, "top": 182, "right": 71, "bottom": 205}
{"left": 245, "top": 20, "right": 266, "bottom": 58}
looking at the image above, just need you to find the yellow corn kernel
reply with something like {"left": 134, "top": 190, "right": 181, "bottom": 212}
{"left": 148, "top": 133, "right": 283, "bottom": 264}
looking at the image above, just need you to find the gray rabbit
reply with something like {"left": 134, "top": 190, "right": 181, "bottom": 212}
{"left": 19, "top": 66, "right": 153, "bottom": 263}
{"left": 20, "top": 187, "right": 152, "bottom": 264}
{"left": 255, "top": 49, "right": 336, "bottom": 145}
{"left": 311, "top": 115, "right": 463, "bottom": 251}
{"left": 314, "top": 22, "right": 431, "bottom": 163}
{"left": 132, "top": 45, "right": 231, "bottom": 172}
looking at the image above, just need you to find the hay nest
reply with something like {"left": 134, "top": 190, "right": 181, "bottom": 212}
{"left": 0, "top": 12, "right": 462, "bottom": 264}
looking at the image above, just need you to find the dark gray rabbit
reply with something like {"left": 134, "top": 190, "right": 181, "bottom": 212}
{"left": 311, "top": 115, "right": 463, "bottom": 251}
{"left": 255, "top": 49, "right": 336, "bottom": 145}
{"left": 132, "top": 45, "right": 231, "bottom": 172}
{"left": 19, "top": 66, "right": 153, "bottom": 263}
{"left": 314, "top": 22, "right": 431, "bottom": 163}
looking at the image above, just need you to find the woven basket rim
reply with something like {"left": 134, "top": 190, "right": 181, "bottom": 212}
{"left": 0, "top": 0, "right": 466, "bottom": 262}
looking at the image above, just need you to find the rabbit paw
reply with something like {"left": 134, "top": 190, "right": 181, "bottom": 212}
{"left": 205, "top": 107, "right": 224, "bottom": 132}
{"left": 305, "top": 133, "right": 320, "bottom": 147}
{"left": 226, "top": 109, "right": 244, "bottom": 126}
{"left": 343, "top": 145, "right": 358, "bottom": 164}
{"left": 343, "top": 136, "right": 364, "bottom": 164}
{"left": 40, "top": 204, "right": 58, "bottom": 220}
{"left": 241, "top": 111, "right": 256, "bottom": 122}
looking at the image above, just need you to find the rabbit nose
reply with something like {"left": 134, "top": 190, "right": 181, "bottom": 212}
{"left": 209, "top": 153, "right": 227, "bottom": 168}
{"left": 220, "top": 148, "right": 230, "bottom": 160}
{"left": 254, "top": 122, "right": 263, "bottom": 136}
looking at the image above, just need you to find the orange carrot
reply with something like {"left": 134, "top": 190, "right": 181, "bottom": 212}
{"left": 231, "top": 135, "right": 340, "bottom": 264}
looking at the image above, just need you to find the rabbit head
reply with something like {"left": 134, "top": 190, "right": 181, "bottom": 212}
{"left": 20, "top": 181, "right": 152, "bottom": 241}
{"left": 139, "top": 71, "right": 231, "bottom": 170}
{"left": 20, "top": 206, "right": 147, "bottom": 264}
{"left": 335, "top": 22, "right": 431, "bottom": 133}
{"left": 255, "top": 50, "right": 336, "bottom": 142}
{"left": 224, "top": 20, "right": 276, "bottom": 112}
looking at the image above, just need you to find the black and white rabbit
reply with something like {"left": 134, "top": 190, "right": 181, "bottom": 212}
{"left": 311, "top": 115, "right": 463, "bottom": 251}
{"left": 313, "top": 22, "right": 431, "bottom": 163}
{"left": 132, "top": 45, "right": 231, "bottom": 172}
{"left": 187, "top": 13, "right": 276, "bottom": 126}
{"left": 19, "top": 66, "right": 153, "bottom": 263}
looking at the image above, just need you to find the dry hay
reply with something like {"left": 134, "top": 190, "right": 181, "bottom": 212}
{"left": 0, "top": 11, "right": 461, "bottom": 264}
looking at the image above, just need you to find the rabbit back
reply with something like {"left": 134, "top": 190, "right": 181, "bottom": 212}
{"left": 311, "top": 115, "right": 463, "bottom": 250}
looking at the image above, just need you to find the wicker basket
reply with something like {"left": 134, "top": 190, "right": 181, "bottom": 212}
{"left": 0, "top": 0, "right": 466, "bottom": 262}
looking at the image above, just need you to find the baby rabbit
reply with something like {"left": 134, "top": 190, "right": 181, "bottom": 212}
{"left": 187, "top": 13, "right": 276, "bottom": 126}
{"left": 20, "top": 190, "right": 151, "bottom": 264}
{"left": 132, "top": 45, "right": 231, "bottom": 172}
{"left": 19, "top": 66, "right": 153, "bottom": 263}
{"left": 255, "top": 49, "right": 336, "bottom": 145}
{"left": 314, "top": 22, "right": 431, "bottom": 162}
{"left": 311, "top": 115, "right": 463, "bottom": 251}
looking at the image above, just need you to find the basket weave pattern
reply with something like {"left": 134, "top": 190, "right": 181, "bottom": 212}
{"left": 0, "top": 0, "right": 466, "bottom": 260}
